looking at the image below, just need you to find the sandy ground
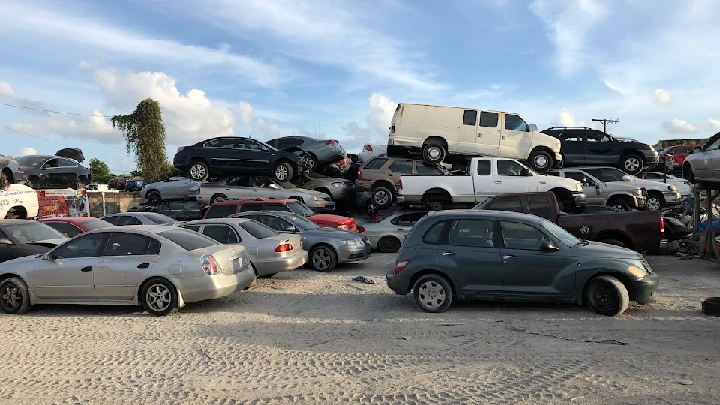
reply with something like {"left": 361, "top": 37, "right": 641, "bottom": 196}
{"left": 1, "top": 254, "right": 719, "bottom": 404}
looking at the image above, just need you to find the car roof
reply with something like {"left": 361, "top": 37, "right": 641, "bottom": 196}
{"left": 233, "top": 210, "right": 297, "bottom": 218}
{"left": 0, "top": 219, "right": 50, "bottom": 226}
{"left": 429, "top": 209, "right": 543, "bottom": 223}
{"left": 86, "top": 225, "right": 185, "bottom": 236}
{"left": 184, "top": 218, "right": 251, "bottom": 225}
{"left": 211, "top": 198, "right": 295, "bottom": 205}
{"left": 39, "top": 217, "right": 103, "bottom": 223}
{"left": 561, "top": 166, "right": 622, "bottom": 170}
{"left": 400, "top": 103, "right": 519, "bottom": 116}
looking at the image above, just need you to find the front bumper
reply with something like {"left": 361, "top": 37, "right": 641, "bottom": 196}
{"left": 307, "top": 200, "right": 336, "bottom": 212}
{"left": 337, "top": 242, "right": 372, "bottom": 263}
{"left": 629, "top": 272, "right": 659, "bottom": 305}
{"left": 327, "top": 186, "right": 354, "bottom": 201}
{"left": 176, "top": 264, "right": 255, "bottom": 303}
{"left": 572, "top": 192, "right": 586, "bottom": 207}
{"left": 253, "top": 250, "right": 308, "bottom": 276}
{"left": 553, "top": 152, "right": 564, "bottom": 168}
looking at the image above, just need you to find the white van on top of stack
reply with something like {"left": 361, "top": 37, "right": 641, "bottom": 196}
{"left": 1, "top": 184, "right": 39, "bottom": 219}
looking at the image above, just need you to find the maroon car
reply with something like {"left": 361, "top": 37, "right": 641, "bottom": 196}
{"left": 38, "top": 217, "right": 114, "bottom": 238}
{"left": 107, "top": 177, "right": 127, "bottom": 190}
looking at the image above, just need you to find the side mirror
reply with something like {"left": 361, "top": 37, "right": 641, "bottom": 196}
{"left": 540, "top": 240, "right": 559, "bottom": 252}
{"left": 0, "top": 238, "right": 13, "bottom": 245}
{"left": 269, "top": 183, "right": 280, "bottom": 190}
{"left": 520, "top": 168, "right": 532, "bottom": 176}
{"left": 621, "top": 175, "right": 633, "bottom": 181}
{"left": 285, "top": 225, "right": 299, "bottom": 232}
{"left": 528, "top": 124, "right": 538, "bottom": 132}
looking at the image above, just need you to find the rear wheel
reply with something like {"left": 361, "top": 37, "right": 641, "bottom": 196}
{"left": 413, "top": 274, "right": 452, "bottom": 313}
{"left": 211, "top": 194, "right": 228, "bottom": 204}
{"left": 147, "top": 191, "right": 162, "bottom": 205}
{"left": 620, "top": 153, "right": 643, "bottom": 175}
{"left": 0, "top": 277, "right": 31, "bottom": 315}
{"left": 528, "top": 150, "right": 554, "bottom": 173}
{"left": 372, "top": 186, "right": 393, "bottom": 209}
{"left": 188, "top": 161, "right": 209, "bottom": 181}
{"left": 141, "top": 278, "right": 178, "bottom": 317}
{"left": 422, "top": 142, "right": 446, "bottom": 164}
{"left": 584, "top": 275, "right": 629, "bottom": 317}
{"left": 273, "top": 162, "right": 293, "bottom": 182}
{"left": 607, "top": 198, "right": 631, "bottom": 212}
{"left": 378, "top": 236, "right": 402, "bottom": 253}
{"left": 301, "top": 153, "right": 319, "bottom": 173}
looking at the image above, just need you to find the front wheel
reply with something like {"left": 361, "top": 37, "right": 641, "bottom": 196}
{"left": 422, "top": 143, "right": 446, "bottom": 164}
{"left": 607, "top": 198, "right": 631, "bottom": 212}
{"left": 646, "top": 193, "right": 665, "bottom": 211}
{"left": 372, "top": 186, "right": 393, "bottom": 209}
{"left": 188, "top": 161, "right": 210, "bottom": 181}
{"left": 141, "top": 278, "right": 178, "bottom": 317}
{"left": 528, "top": 150, "right": 554, "bottom": 173}
{"left": 620, "top": 154, "right": 643, "bottom": 175}
{"left": 584, "top": 275, "right": 629, "bottom": 317}
{"left": 273, "top": 162, "right": 293, "bottom": 182}
{"left": 413, "top": 274, "right": 453, "bottom": 313}
{"left": 309, "top": 245, "right": 338, "bottom": 272}
{"left": 0, "top": 277, "right": 31, "bottom": 314}
{"left": 146, "top": 191, "right": 162, "bottom": 205}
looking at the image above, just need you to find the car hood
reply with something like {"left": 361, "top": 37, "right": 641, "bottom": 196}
{"left": 628, "top": 178, "right": 675, "bottom": 190}
{"left": 303, "top": 227, "right": 361, "bottom": 239}
{"left": 309, "top": 213, "right": 353, "bottom": 225}
{"left": 25, "top": 238, "right": 68, "bottom": 248}
{"left": 289, "top": 187, "right": 328, "bottom": 198}
{"left": 0, "top": 253, "right": 44, "bottom": 268}
{"left": 573, "top": 241, "right": 640, "bottom": 259}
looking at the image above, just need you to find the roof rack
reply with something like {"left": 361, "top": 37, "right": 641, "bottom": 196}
{"left": 544, "top": 126, "right": 594, "bottom": 131}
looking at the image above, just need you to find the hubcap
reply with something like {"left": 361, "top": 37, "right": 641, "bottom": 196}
{"left": 534, "top": 155, "right": 548, "bottom": 168}
{"left": 302, "top": 155, "right": 316, "bottom": 171}
{"left": 146, "top": 284, "right": 171, "bottom": 312}
{"left": 374, "top": 190, "right": 389, "bottom": 205}
{"left": 624, "top": 158, "right": 641, "bottom": 172}
{"left": 312, "top": 248, "right": 331, "bottom": 270}
{"left": 647, "top": 197, "right": 661, "bottom": 211}
{"left": 190, "top": 164, "right": 206, "bottom": 179}
{"left": 275, "top": 165, "right": 289, "bottom": 180}
{"left": 1, "top": 285, "right": 21, "bottom": 310}
{"left": 418, "top": 280, "right": 446, "bottom": 309}
{"left": 428, "top": 147, "right": 441, "bottom": 159}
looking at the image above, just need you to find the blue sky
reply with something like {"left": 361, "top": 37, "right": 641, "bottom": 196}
{"left": 1, "top": 0, "right": 719, "bottom": 174}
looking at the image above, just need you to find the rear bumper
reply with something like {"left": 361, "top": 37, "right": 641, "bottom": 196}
{"left": 629, "top": 272, "right": 659, "bottom": 305}
{"left": 253, "top": 251, "right": 307, "bottom": 276}
{"left": 386, "top": 270, "right": 411, "bottom": 295}
{"left": 176, "top": 265, "right": 255, "bottom": 303}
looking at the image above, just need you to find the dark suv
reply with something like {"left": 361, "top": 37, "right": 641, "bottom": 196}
{"left": 173, "top": 136, "right": 305, "bottom": 182}
{"left": 542, "top": 127, "right": 658, "bottom": 175}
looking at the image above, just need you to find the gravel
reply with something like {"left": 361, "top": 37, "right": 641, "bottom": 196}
{"left": 1, "top": 254, "right": 719, "bottom": 404}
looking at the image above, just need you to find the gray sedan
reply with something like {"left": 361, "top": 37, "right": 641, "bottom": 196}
{"left": 361, "top": 210, "right": 428, "bottom": 253}
{"left": 102, "top": 212, "right": 177, "bottom": 226}
{"left": 142, "top": 177, "right": 202, "bottom": 205}
{"left": 0, "top": 226, "right": 254, "bottom": 316}
{"left": 232, "top": 211, "right": 371, "bottom": 272}
{"left": 180, "top": 218, "right": 307, "bottom": 278}
{"left": 295, "top": 176, "right": 355, "bottom": 201}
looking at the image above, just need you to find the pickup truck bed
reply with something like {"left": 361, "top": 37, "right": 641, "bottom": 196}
{"left": 474, "top": 192, "right": 663, "bottom": 252}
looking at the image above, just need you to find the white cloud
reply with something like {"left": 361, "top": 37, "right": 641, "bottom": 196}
{"left": 238, "top": 102, "right": 254, "bottom": 126}
{"left": 653, "top": 89, "right": 672, "bottom": 106}
{"left": 340, "top": 93, "right": 398, "bottom": 151}
{"left": 708, "top": 118, "right": 720, "bottom": 132}
{"left": 251, "top": 119, "right": 279, "bottom": 138}
{"left": 9, "top": 122, "right": 45, "bottom": 136}
{"left": 661, "top": 118, "right": 698, "bottom": 134}
{"left": 0, "top": 81, "right": 15, "bottom": 97}
{"left": 0, "top": 2, "right": 285, "bottom": 88}
{"left": 19, "top": 147, "right": 37, "bottom": 156}
{"left": 552, "top": 109, "right": 585, "bottom": 127}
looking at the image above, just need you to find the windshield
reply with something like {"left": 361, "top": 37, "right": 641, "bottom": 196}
{"left": 287, "top": 214, "right": 320, "bottom": 230}
{"left": 287, "top": 201, "right": 314, "bottom": 216}
{"left": 256, "top": 140, "right": 278, "bottom": 151}
{"left": 540, "top": 220, "right": 579, "bottom": 247}
{"left": 158, "top": 229, "right": 217, "bottom": 250}
{"left": 240, "top": 220, "right": 278, "bottom": 239}
{"left": 142, "top": 213, "right": 175, "bottom": 224}
{"left": 16, "top": 156, "right": 48, "bottom": 168}
{"left": 2, "top": 222, "right": 65, "bottom": 243}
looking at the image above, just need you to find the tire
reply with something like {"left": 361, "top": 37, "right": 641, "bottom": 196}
{"left": 146, "top": 190, "right": 162, "bottom": 205}
{"left": 0, "top": 171, "right": 9, "bottom": 190}
{"left": 619, "top": 153, "right": 643, "bottom": 175}
{"left": 0, "top": 277, "right": 31, "bottom": 314}
{"left": 309, "top": 245, "right": 338, "bottom": 272}
{"left": 598, "top": 239, "right": 626, "bottom": 248}
{"left": 646, "top": 192, "right": 665, "bottom": 211}
{"left": 188, "top": 160, "right": 210, "bottom": 181}
{"left": 584, "top": 275, "right": 629, "bottom": 317}
{"left": 528, "top": 150, "right": 554, "bottom": 173}
{"left": 302, "top": 153, "right": 319, "bottom": 173}
{"left": 422, "top": 142, "right": 446, "bottom": 164}
{"left": 273, "top": 162, "right": 293, "bottom": 182}
{"left": 377, "top": 236, "right": 402, "bottom": 253}
{"left": 258, "top": 273, "right": 277, "bottom": 279}
{"left": 701, "top": 297, "right": 720, "bottom": 317}
{"left": 140, "top": 278, "right": 178, "bottom": 317}
{"left": 413, "top": 274, "right": 453, "bottom": 313}
{"left": 683, "top": 163, "right": 695, "bottom": 183}
{"left": 211, "top": 194, "right": 228, "bottom": 204}
{"left": 372, "top": 186, "right": 393, "bottom": 209}
{"left": 607, "top": 198, "right": 631, "bottom": 212}
{"left": 427, "top": 199, "right": 446, "bottom": 211}
{"left": 365, "top": 200, "right": 376, "bottom": 217}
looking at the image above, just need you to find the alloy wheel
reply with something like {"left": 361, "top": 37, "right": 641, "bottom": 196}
{"left": 374, "top": 190, "right": 390, "bottom": 206}
{"left": 275, "top": 165, "right": 289, "bottom": 181}
{"left": 647, "top": 197, "right": 661, "bottom": 211}
{"left": 1, "top": 285, "right": 21, "bottom": 312}
{"left": 146, "top": 284, "right": 172, "bottom": 312}
{"left": 312, "top": 248, "right": 331, "bottom": 270}
{"left": 189, "top": 164, "right": 206, "bottom": 180}
{"left": 624, "top": 158, "right": 641, "bottom": 172}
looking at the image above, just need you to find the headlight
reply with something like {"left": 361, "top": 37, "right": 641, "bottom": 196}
{"left": 668, "top": 185, "right": 677, "bottom": 192}
{"left": 309, "top": 196, "right": 319, "bottom": 201}
{"left": 342, "top": 239, "right": 363, "bottom": 247}
{"left": 574, "top": 183, "right": 583, "bottom": 192}
{"left": 331, "top": 182, "right": 343, "bottom": 189}
{"left": 628, "top": 265, "right": 646, "bottom": 279}
{"left": 634, "top": 188, "right": 643, "bottom": 195}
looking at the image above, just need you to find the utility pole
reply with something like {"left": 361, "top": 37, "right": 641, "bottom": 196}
{"left": 592, "top": 118, "right": 619, "bottom": 134}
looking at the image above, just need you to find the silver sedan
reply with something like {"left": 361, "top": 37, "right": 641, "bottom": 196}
{"left": 0, "top": 226, "right": 255, "bottom": 316}
{"left": 180, "top": 218, "right": 307, "bottom": 278}
{"left": 142, "top": 177, "right": 202, "bottom": 205}
{"left": 360, "top": 210, "right": 428, "bottom": 253}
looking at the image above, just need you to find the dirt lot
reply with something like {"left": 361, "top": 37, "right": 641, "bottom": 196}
{"left": 1, "top": 254, "right": 719, "bottom": 404}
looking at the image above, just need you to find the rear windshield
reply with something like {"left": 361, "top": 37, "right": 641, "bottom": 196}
{"left": 239, "top": 221, "right": 278, "bottom": 239}
{"left": 287, "top": 201, "right": 314, "bottom": 216}
{"left": 143, "top": 213, "right": 175, "bottom": 224}
{"left": 158, "top": 229, "right": 217, "bottom": 251}
{"left": 82, "top": 219, "right": 114, "bottom": 231}
{"left": 206, "top": 204, "right": 238, "bottom": 218}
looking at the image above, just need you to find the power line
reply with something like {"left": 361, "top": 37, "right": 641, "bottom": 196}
{"left": 0, "top": 98, "right": 114, "bottom": 118}
{"left": 3, "top": 102, "right": 114, "bottom": 132}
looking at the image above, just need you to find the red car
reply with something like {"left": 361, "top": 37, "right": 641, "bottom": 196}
{"left": 202, "top": 198, "right": 358, "bottom": 232}
{"left": 38, "top": 217, "right": 114, "bottom": 238}
{"left": 107, "top": 177, "right": 127, "bottom": 190}
{"left": 660, "top": 144, "right": 696, "bottom": 170}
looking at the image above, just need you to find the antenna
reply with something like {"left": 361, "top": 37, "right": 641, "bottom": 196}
{"left": 592, "top": 118, "right": 619, "bottom": 134}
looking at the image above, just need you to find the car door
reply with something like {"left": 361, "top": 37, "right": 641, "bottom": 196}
{"left": 204, "top": 138, "right": 242, "bottom": 171}
{"left": 498, "top": 220, "right": 575, "bottom": 301}
{"left": 434, "top": 218, "right": 502, "bottom": 298}
{"left": 40, "top": 158, "right": 64, "bottom": 188}
{"left": 390, "top": 212, "right": 428, "bottom": 241}
{"left": 94, "top": 233, "right": 161, "bottom": 300}
{"left": 563, "top": 171, "right": 604, "bottom": 205}
{"left": 0, "top": 228, "right": 17, "bottom": 262}
{"left": 585, "top": 130, "right": 616, "bottom": 164}
{"left": 559, "top": 130, "right": 586, "bottom": 165}
{"left": 58, "top": 158, "right": 79, "bottom": 186}
{"left": 31, "top": 233, "right": 107, "bottom": 300}
{"left": 476, "top": 111, "right": 501, "bottom": 156}
{"left": 498, "top": 113, "right": 530, "bottom": 159}
{"left": 458, "top": 110, "right": 479, "bottom": 154}
{"left": 236, "top": 139, "right": 273, "bottom": 171}
{"left": 492, "top": 160, "right": 537, "bottom": 194}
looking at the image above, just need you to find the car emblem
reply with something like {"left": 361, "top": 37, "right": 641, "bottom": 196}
{"left": 580, "top": 226, "right": 590, "bottom": 235}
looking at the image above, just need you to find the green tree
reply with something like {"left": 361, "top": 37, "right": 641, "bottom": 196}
{"left": 111, "top": 98, "right": 172, "bottom": 183}
{"left": 88, "top": 158, "right": 113, "bottom": 183}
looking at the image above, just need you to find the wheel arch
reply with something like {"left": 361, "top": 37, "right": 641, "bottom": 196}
{"left": 606, "top": 193, "right": 635, "bottom": 207}
{"left": 1, "top": 168, "right": 14, "bottom": 184}
{"left": 422, "top": 187, "right": 452, "bottom": 201}
{"left": 136, "top": 276, "right": 183, "bottom": 307}
{"left": 529, "top": 145, "right": 555, "bottom": 159}
{"left": 372, "top": 179, "right": 396, "bottom": 192}
{"left": 422, "top": 136, "right": 448, "bottom": 150}
{"left": 593, "top": 231, "right": 633, "bottom": 249}
{"left": 5, "top": 206, "right": 28, "bottom": 219}
{"left": 579, "top": 271, "right": 633, "bottom": 305}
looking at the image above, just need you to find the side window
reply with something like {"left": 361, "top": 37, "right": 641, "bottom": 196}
{"left": 462, "top": 110, "right": 477, "bottom": 126}
{"left": 206, "top": 204, "right": 240, "bottom": 218}
{"left": 415, "top": 162, "right": 444, "bottom": 175}
{"left": 169, "top": 201, "right": 183, "bottom": 210}
{"left": 202, "top": 225, "right": 240, "bottom": 244}
{"left": 422, "top": 220, "right": 447, "bottom": 245}
{"left": 264, "top": 203, "right": 292, "bottom": 212}
{"left": 58, "top": 158, "right": 78, "bottom": 167}
{"left": 504, "top": 114, "right": 527, "bottom": 132}
{"left": 485, "top": 197, "right": 523, "bottom": 213}
{"left": 587, "top": 130, "right": 610, "bottom": 142}
{"left": 565, "top": 171, "right": 594, "bottom": 187}
{"left": 561, "top": 131, "right": 584, "bottom": 142}
{"left": 583, "top": 168, "right": 603, "bottom": 181}
{"left": 258, "top": 216, "right": 291, "bottom": 231}
{"left": 496, "top": 160, "right": 527, "bottom": 176}
{"left": 46, "top": 222, "right": 82, "bottom": 238}
{"left": 239, "top": 203, "right": 262, "bottom": 212}
{"left": 103, "top": 233, "right": 159, "bottom": 256}
{"left": 103, "top": 216, "right": 120, "bottom": 225}
{"left": 600, "top": 168, "right": 626, "bottom": 182}
{"left": 527, "top": 195, "right": 552, "bottom": 219}
{"left": 391, "top": 212, "right": 427, "bottom": 226}
{"left": 183, "top": 225, "right": 201, "bottom": 232}
{"left": 447, "top": 219, "right": 495, "bottom": 248}
{"left": 500, "top": 221, "right": 550, "bottom": 250}
{"left": 53, "top": 233, "right": 107, "bottom": 259}
{"left": 44, "top": 159, "right": 59, "bottom": 168}
{"left": 479, "top": 111, "right": 499, "bottom": 128}
{"left": 363, "top": 158, "right": 389, "bottom": 170}
{"left": 119, "top": 216, "right": 143, "bottom": 226}
{"left": 477, "top": 160, "right": 491, "bottom": 175}
{"left": 389, "top": 159, "right": 413, "bottom": 173}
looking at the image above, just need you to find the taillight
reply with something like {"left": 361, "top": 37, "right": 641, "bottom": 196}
{"left": 338, "top": 218, "right": 354, "bottom": 225}
{"left": 358, "top": 170, "right": 363, "bottom": 179}
{"left": 325, "top": 140, "right": 335, "bottom": 145}
{"left": 660, "top": 217, "right": 665, "bottom": 234}
{"left": 275, "top": 243, "right": 293, "bottom": 252}
{"left": 397, "top": 179, "right": 403, "bottom": 191}
{"left": 358, "top": 225, "right": 365, "bottom": 233}
{"left": 177, "top": 146, "right": 185, "bottom": 153}
{"left": 201, "top": 254, "right": 222, "bottom": 275}
{"left": 394, "top": 260, "right": 409, "bottom": 274}
{"left": 363, "top": 145, "right": 373, "bottom": 152}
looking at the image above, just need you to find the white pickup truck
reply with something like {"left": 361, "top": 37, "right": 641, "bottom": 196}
{"left": 396, "top": 157, "right": 586, "bottom": 210}
{"left": 0, "top": 184, "right": 39, "bottom": 219}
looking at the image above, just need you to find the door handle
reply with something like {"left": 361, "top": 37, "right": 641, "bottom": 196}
{"left": 494, "top": 180, "right": 503, "bottom": 184}
{"left": 502, "top": 255, "right": 517, "bottom": 263}
{"left": 80, "top": 266, "right": 93, "bottom": 272}
{"left": 441, "top": 251, "right": 455, "bottom": 256}
{"left": 137, "top": 263, "right": 150, "bottom": 269}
